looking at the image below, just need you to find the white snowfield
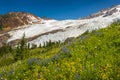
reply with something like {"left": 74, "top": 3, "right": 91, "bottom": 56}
{"left": 7, "top": 5, "right": 120, "bottom": 46}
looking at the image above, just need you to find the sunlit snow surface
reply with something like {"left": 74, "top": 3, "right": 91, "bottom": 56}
{"left": 7, "top": 5, "right": 120, "bottom": 46}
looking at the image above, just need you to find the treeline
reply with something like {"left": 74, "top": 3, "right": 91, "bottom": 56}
{"left": 0, "top": 34, "right": 62, "bottom": 61}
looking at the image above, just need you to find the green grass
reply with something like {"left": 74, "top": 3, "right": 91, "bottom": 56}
{"left": 0, "top": 22, "right": 120, "bottom": 80}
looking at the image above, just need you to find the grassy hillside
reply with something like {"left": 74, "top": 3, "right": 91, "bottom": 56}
{"left": 0, "top": 22, "right": 120, "bottom": 80}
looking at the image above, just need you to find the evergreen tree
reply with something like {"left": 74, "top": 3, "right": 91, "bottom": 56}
{"left": 14, "top": 33, "right": 28, "bottom": 60}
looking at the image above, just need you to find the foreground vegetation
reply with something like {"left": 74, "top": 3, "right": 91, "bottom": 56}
{"left": 0, "top": 22, "right": 120, "bottom": 79}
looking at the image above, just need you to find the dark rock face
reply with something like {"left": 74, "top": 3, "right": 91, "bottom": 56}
{"left": 0, "top": 12, "right": 42, "bottom": 30}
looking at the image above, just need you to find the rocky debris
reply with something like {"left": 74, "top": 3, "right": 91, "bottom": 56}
{"left": 0, "top": 34, "right": 10, "bottom": 47}
{"left": 7, "top": 29, "right": 64, "bottom": 46}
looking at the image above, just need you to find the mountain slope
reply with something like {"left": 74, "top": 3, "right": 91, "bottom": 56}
{"left": 0, "top": 12, "right": 43, "bottom": 46}
{"left": 0, "top": 12, "right": 42, "bottom": 29}
{"left": 0, "top": 5, "right": 120, "bottom": 47}
{"left": 6, "top": 5, "right": 120, "bottom": 46}
{"left": 0, "top": 22, "right": 120, "bottom": 79}
{"left": 83, "top": 5, "right": 120, "bottom": 19}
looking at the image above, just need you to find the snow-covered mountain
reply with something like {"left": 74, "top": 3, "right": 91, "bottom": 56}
{"left": 1, "top": 5, "right": 120, "bottom": 47}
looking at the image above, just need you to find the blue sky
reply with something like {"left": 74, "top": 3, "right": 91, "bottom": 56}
{"left": 0, "top": 0, "right": 120, "bottom": 20}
